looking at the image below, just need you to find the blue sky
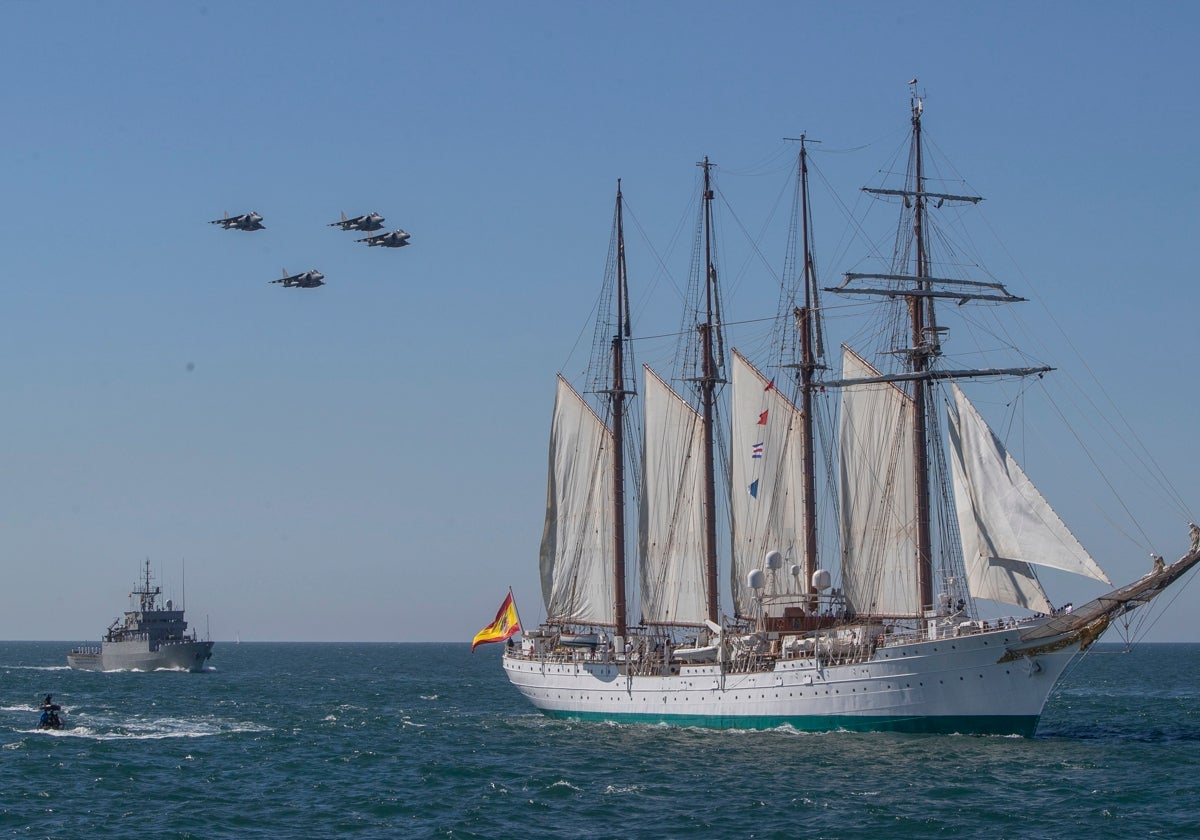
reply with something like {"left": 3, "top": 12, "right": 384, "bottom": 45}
{"left": 1, "top": 2, "right": 1198, "bottom": 642}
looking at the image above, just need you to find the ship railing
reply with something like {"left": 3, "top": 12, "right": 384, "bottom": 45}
{"left": 507, "top": 642, "right": 882, "bottom": 675}
{"left": 509, "top": 645, "right": 885, "bottom": 673}
{"left": 875, "top": 613, "right": 1045, "bottom": 648}
{"left": 506, "top": 643, "right": 680, "bottom": 674}
{"left": 509, "top": 615, "right": 1048, "bottom": 668}
{"left": 506, "top": 645, "right": 595, "bottom": 664}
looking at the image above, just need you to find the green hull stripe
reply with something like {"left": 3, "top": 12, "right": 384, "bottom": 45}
{"left": 539, "top": 709, "right": 1039, "bottom": 737}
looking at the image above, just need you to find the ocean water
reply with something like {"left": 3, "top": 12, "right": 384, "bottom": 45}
{"left": 1, "top": 642, "right": 1198, "bottom": 839}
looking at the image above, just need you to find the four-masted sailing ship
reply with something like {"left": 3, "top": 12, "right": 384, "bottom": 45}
{"left": 501, "top": 87, "right": 1200, "bottom": 734}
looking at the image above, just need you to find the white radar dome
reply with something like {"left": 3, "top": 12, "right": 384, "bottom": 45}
{"left": 747, "top": 569, "right": 766, "bottom": 591}
{"left": 812, "top": 569, "right": 832, "bottom": 591}
{"left": 765, "top": 550, "right": 782, "bottom": 570}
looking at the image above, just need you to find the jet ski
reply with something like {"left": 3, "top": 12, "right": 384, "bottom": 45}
{"left": 37, "top": 696, "right": 63, "bottom": 730}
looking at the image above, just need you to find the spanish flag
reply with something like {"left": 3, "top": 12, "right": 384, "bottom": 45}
{"left": 472, "top": 592, "right": 521, "bottom": 652}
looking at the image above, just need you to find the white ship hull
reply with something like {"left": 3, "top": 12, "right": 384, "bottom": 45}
{"left": 503, "top": 623, "right": 1083, "bottom": 736}
{"left": 67, "top": 639, "right": 214, "bottom": 673}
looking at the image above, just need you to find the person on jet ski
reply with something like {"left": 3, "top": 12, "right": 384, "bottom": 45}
{"left": 38, "top": 695, "right": 62, "bottom": 729}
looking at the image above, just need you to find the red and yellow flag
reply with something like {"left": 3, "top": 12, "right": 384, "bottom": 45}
{"left": 472, "top": 592, "right": 521, "bottom": 652}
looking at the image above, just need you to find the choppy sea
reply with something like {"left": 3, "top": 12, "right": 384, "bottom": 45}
{"left": 1, "top": 641, "right": 1198, "bottom": 839}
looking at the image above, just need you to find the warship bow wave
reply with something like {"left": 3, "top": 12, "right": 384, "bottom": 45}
{"left": 68, "top": 560, "right": 214, "bottom": 672}
{"left": 501, "top": 84, "right": 1200, "bottom": 735}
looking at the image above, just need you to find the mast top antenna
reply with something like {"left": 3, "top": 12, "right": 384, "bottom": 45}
{"left": 909, "top": 78, "right": 924, "bottom": 117}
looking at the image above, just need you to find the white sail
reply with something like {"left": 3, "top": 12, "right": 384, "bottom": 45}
{"left": 729, "top": 349, "right": 806, "bottom": 616}
{"left": 838, "top": 347, "right": 920, "bottom": 617}
{"left": 947, "top": 385, "right": 1110, "bottom": 611}
{"left": 638, "top": 366, "right": 708, "bottom": 625}
{"left": 538, "top": 375, "right": 615, "bottom": 625}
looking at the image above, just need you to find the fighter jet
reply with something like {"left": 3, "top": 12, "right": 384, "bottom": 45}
{"left": 357, "top": 229, "right": 411, "bottom": 248}
{"left": 210, "top": 211, "right": 265, "bottom": 231}
{"left": 328, "top": 211, "right": 385, "bottom": 232}
{"left": 270, "top": 268, "right": 325, "bottom": 288}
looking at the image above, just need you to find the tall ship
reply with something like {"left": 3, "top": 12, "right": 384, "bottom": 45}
{"left": 67, "top": 560, "right": 214, "bottom": 672}
{"left": 501, "top": 84, "right": 1200, "bottom": 735}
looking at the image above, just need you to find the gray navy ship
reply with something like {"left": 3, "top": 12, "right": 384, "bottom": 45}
{"left": 67, "top": 560, "right": 214, "bottom": 672}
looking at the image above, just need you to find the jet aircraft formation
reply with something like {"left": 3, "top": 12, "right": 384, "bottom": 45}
{"left": 210, "top": 208, "right": 412, "bottom": 289}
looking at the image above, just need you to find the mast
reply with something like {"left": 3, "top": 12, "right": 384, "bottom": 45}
{"left": 908, "top": 88, "right": 935, "bottom": 615}
{"left": 795, "top": 137, "right": 821, "bottom": 601}
{"left": 823, "top": 81, "right": 1048, "bottom": 622}
{"left": 699, "top": 157, "right": 721, "bottom": 624}
{"left": 541, "top": 181, "right": 639, "bottom": 630}
{"left": 610, "top": 180, "right": 630, "bottom": 637}
{"left": 135, "top": 558, "right": 160, "bottom": 612}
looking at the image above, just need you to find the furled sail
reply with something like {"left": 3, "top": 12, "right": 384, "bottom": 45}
{"left": 838, "top": 347, "right": 920, "bottom": 617}
{"left": 638, "top": 366, "right": 708, "bottom": 625}
{"left": 729, "top": 349, "right": 806, "bottom": 616}
{"left": 538, "top": 375, "right": 615, "bottom": 625}
{"left": 947, "top": 384, "right": 1110, "bottom": 612}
